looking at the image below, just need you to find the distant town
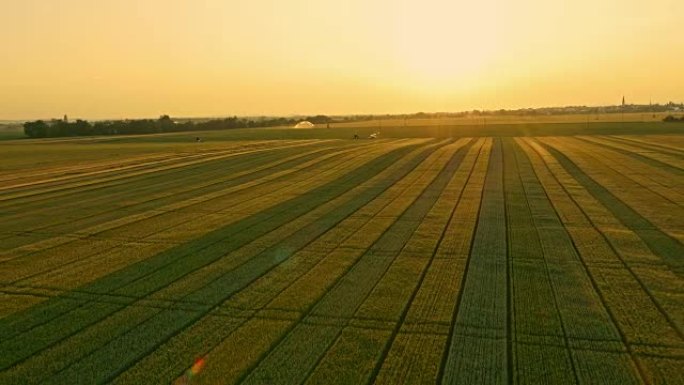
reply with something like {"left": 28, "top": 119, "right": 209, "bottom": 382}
{"left": 9, "top": 100, "right": 684, "bottom": 139}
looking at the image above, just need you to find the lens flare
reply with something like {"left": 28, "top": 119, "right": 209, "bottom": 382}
{"left": 189, "top": 357, "right": 206, "bottom": 377}
{"left": 173, "top": 357, "right": 206, "bottom": 385}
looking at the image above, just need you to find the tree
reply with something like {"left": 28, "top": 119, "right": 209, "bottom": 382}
{"left": 306, "top": 115, "right": 332, "bottom": 124}
{"left": 663, "top": 115, "right": 684, "bottom": 122}
{"left": 156, "top": 115, "right": 175, "bottom": 132}
{"left": 23, "top": 120, "right": 48, "bottom": 138}
{"left": 72, "top": 119, "right": 93, "bottom": 135}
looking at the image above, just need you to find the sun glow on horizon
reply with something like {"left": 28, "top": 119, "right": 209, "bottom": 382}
{"left": 0, "top": 0, "right": 682, "bottom": 119}
{"left": 387, "top": 1, "right": 503, "bottom": 89}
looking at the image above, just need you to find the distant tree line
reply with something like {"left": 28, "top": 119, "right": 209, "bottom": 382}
{"left": 349, "top": 102, "right": 684, "bottom": 121}
{"left": 22, "top": 115, "right": 335, "bottom": 138}
{"left": 663, "top": 115, "right": 684, "bottom": 122}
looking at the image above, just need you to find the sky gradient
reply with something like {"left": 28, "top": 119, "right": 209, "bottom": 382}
{"left": 1, "top": 0, "right": 682, "bottom": 120}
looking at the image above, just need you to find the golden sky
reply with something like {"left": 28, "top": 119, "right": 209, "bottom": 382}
{"left": 1, "top": 0, "right": 682, "bottom": 119}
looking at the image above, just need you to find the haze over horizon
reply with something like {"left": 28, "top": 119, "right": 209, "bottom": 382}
{"left": 1, "top": 0, "right": 682, "bottom": 120}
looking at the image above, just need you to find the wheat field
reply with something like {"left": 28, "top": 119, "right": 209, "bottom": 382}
{"left": 0, "top": 127, "right": 683, "bottom": 385}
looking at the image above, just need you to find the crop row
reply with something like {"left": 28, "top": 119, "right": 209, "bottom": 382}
{"left": 540, "top": 137, "right": 684, "bottom": 244}
{"left": 0, "top": 141, "right": 370, "bottom": 261}
{"left": 150, "top": 140, "right": 457, "bottom": 304}
{"left": 501, "top": 138, "right": 578, "bottom": 383}
{"left": 108, "top": 139, "right": 461, "bottom": 385}
{"left": 537, "top": 138, "right": 684, "bottom": 276}
{"left": 0, "top": 141, "right": 418, "bottom": 356}
{"left": 0, "top": 139, "right": 445, "bottom": 384}
{"left": 608, "top": 135, "right": 684, "bottom": 157}
{"left": 159, "top": 140, "right": 466, "bottom": 384}
{"left": 0, "top": 142, "right": 384, "bottom": 296}
{"left": 522, "top": 138, "right": 683, "bottom": 342}
{"left": 566, "top": 137, "right": 682, "bottom": 205}
{"left": 519, "top": 138, "right": 684, "bottom": 382}
{"left": 235, "top": 139, "right": 477, "bottom": 385}
{"left": 509, "top": 138, "right": 647, "bottom": 383}
{"left": 0, "top": 139, "right": 317, "bottom": 206}
{"left": 144, "top": 142, "right": 444, "bottom": 306}
{"left": 3, "top": 135, "right": 682, "bottom": 384}
{"left": 440, "top": 138, "right": 508, "bottom": 384}
{"left": 307, "top": 140, "right": 488, "bottom": 385}
{"left": 231, "top": 141, "right": 458, "bottom": 313}
{"left": 373, "top": 138, "right": 492, "bottom": 385}
{"left": 0, "top": 139, "right": 284, "bottom": 189}
{"left": 25, "top": 139, "right": 416, "bottom": 296}
{"left": 2, "top": 140, "right": 388, "bottom": 266}
{"left": 75, "top": 139, "right": 454, "bottom": 385}
{"left": 578, "top": 136, "right": 684, "bottom": 175}
{"left": 0, "top": 140, "right": 323, "bottom": 255}
{"left": 0, "top": 140, "right": 349, "bottom": 246}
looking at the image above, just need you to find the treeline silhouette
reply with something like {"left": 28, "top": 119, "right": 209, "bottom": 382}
{"left": 23, "top": 115, "right": 333, "bottom": 138}
{"left": 663, "top": 115, "right": 684, "bottom": 122}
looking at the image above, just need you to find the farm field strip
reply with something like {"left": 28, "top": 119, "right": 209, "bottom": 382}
{"left": 193, "top": 140, "right": 471, "bottom": 384}
{"left": 603, "top": 134, "right": 684, "bottom": 157}
{"left": 0, "top": 140, "right": 388, "bottom": 246}
{"left": 300, "top": 140, "right": 488, "bottom": 385}
{"left": 0, "top": 142, "right": 340, "bottom": 248}
{"left": 0, "top": 139, "right": 331, "bottom": 192}
{"left": 160, "top": 140, "right": 456, "bottom": 378}
{"left": 0, "top": 140, "right": 388, "bottom": 273}
{"left": 21, "top": 139, "right": 456, "bottom": 384}
{"left": 538, "top": 137, "right": 684, "bottom": 245}
{"left": 569, "top": 138, "right": 684, "bottom": 205}
{"left": 544, "top": 137, "right": 683, "bottom": 200}
{"left": 0, "top": 149, "right": 182, "bottom": 183}
{"left": 0, "top": 138, "right": 420, "bottom": 304}
{"left": 0, "top": 145, "right": 330, "bottom": 254}
{"left": 577, "top": 136, "right": 684, "bottom": 174}
{"left": 575, "top": 136, "right": 684, "bottom": 185}
{"left": 235, "top": 139, "right": 477, "bottom": 385}
{"left": 0, "top": 140, "right": 353, "bottom": 233}
{"left": 520, "top": 138, "right": 684, "bottom": 382}
{"left": 1, "top": 133, "right": 683, "bottom": 385}
{"left": 525, "top": 140, "right": 684, "bottom": 337}
{"left": 0, "top": 139, "right": 326, "bottom": 200}
{"left": 139, "top": 139, "right": 455, "bottom": 306}
{"left": 0, "top": 137, "right": 444, "bottom": 378}
{"left": 109, "top": 140, "right": 471, "bottom": 385}
{"left": 440, "top": 138, "right": 509, "bottom": 385}
{"left": 0, "top": 139, "right": 277, "bottom": 182}
{"left": 220, "top": 140, "right": 466, "bottom": 314}
{"left": 368, "top": 139, "right": 491, "bottom": 385}
{"left": 0, "top": 140, "right": 422, "bottom": 328}
{"left": 153, "top": 140, "right": 454, "bottom": 306}
{"left": 0, "top": 140, "right": 320, "bottom": 215}
{"left": 501, "top": 138, "right": 577, "bottom": 384}
{"left": 610, "top": 136, "right": 684, "bottom": 156}
{"left": 583, "top": 136, "right": 684, "bottom": 177}
{"left": 522, "top": 139, "right": 684, "bottom": 339}
{"left": 510, "top": 139, "right": 645, "bottom": 384}
{"left": 0, "top": 142, "right": 388, "bottom": 289}
{"left": 536, "top": 138, "right": 684, "bottom": 275}
{"left": 637, "top": 135, "right": 684, "bottom": 147}
{"left": 0, "top": 145, "right": 364, "bottom": 249}
{"left": 0, "top": 139, "right": 308, "bottom": 189}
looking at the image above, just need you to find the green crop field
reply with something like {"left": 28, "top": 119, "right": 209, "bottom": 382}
{"left": 0, "top": 123, "right": 683, "bottom": 384}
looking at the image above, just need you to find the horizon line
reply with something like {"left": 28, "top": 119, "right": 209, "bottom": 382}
{"left": 3, "top": 100, "right": 684, "bottom": 123}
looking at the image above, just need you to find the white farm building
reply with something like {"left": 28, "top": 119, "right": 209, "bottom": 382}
{"left": 293, "top": 121, "right": 315, "bottom": 129}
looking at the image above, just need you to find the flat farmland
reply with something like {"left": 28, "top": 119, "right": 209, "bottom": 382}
{"left": 0, "top": 128, "right": 683, "bottom": 384}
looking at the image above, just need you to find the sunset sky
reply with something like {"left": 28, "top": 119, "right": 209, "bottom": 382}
{"left": 1, "top": 0, "right": 682, "bottom": 120}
